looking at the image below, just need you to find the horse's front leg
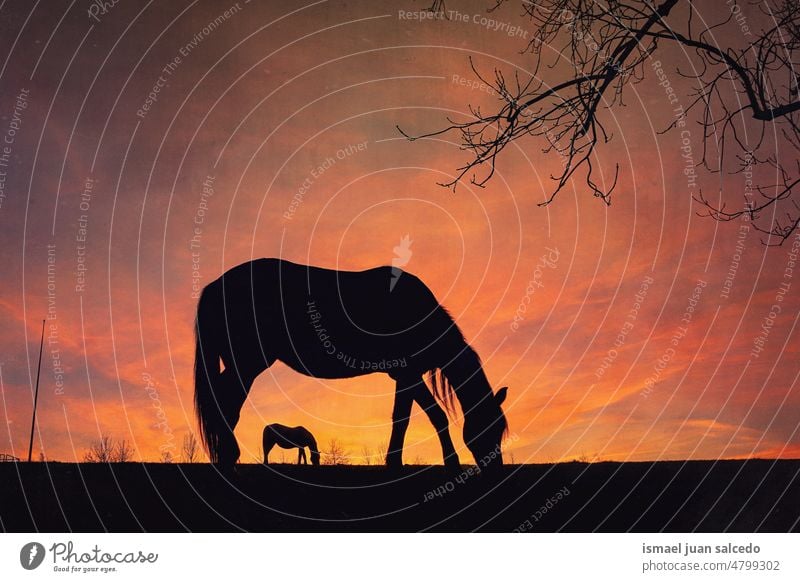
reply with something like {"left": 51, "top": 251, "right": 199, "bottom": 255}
{"left": 411, "top": 384, "right": 460, "bottom": 469}
{"left": 386, "top": 376, "right": 417, "bottom": 468}
{"left": 298, "top": 448, "right": 307, "bottom": 464}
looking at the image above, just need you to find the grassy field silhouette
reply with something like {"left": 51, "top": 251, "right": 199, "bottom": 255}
{"left": 2, "top": 460, "right": 798, "bottom": 532}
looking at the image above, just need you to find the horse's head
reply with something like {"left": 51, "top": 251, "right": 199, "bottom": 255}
{"left": 310, "top": 449, "right": 321, "bottom": 466}
{"left": 463, "top": 386, "right": 508, "bottom": 474}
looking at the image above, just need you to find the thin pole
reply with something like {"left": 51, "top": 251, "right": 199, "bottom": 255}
{"left": 28, "top": 319, "right": 45, "bottom": 462}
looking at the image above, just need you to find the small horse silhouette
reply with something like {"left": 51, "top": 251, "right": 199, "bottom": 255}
{"left": 194, "top": 258, "right": 509, "bottom": 472}
{"left": 262, "top": 423, "right": 320, "bottom": 465}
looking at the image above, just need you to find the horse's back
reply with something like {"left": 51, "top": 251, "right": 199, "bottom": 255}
{"left": 264, "top": 423, "right": 310, "bottom": 449}
{"left": 204, "top": 258, "right": 460, "bottom": 377}
{"left": 211, "top": 258, "right": 441, "bottom": 330}
{"left": 210, "top": 256, "right": 432, "bottom": 298}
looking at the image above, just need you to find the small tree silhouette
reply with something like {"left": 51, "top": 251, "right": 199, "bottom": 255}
{"left": 83, "top": 435, "right": 115, "bottom": 463}
{"left": 377, "top": 440, "right": 389, "bottom": 465}
{"left": 114, "top": 439, "right": 133, "bottom": 463}
{"left": 182, "top": 433, "right": 199, "bottom": 463}
{"left": 361, "top": 445, "right": 373, "bottom": 466}
{"left": 324, "top": 438, "right": 350, "bottom": 465}
{"left": 82, "top": 435, "right": 134, "bottom": 462}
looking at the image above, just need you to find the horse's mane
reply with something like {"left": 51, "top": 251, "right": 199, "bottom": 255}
{"left": 427, "top": 367, "right": 456, "bottom": 415}
{"left": 425, "top": 304, "right": 508, "bottom": 439}
{"left": 425, "top": 304, "right": 473, "bottom": 416}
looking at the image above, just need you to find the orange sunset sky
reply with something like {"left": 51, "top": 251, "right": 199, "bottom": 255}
{"left": 0, "top": 0, "right": 798, "bottom": 465}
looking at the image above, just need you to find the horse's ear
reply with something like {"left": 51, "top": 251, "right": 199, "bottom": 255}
{"left": 495, "top": 386, "right": 508, "bottom": 406}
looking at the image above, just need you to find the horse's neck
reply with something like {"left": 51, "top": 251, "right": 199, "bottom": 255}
{"left": 292, "top": 426, "right": 317, "bottom": 450}
{"left": 446, "top": 347, "right": 492, "bottom": 409}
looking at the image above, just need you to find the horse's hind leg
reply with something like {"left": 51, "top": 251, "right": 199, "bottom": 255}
{"left": 215, "top": 369, "right": 247, "bottom": 468}
{"left": 263, "top": 442, "right": 275, "bottom": 465}
{"left": 411, "top": 384, "right": 460, "bottom": 469}
{"left": 217, "top": 364, "right": 266, "bottom": 469}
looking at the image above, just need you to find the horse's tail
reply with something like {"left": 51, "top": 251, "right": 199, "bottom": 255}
{"left": 194, "top": 282, "right": 224, "bottom": 464}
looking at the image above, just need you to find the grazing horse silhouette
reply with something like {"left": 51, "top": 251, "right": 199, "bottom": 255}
{"left": 263, "top": 423, "right": 320, "bottom": 465}
{"left": 194, "top": 258, "right": 509, "bottom": 472}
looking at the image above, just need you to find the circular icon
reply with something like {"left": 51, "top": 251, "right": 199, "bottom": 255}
{"left": 20, "top": 542, "right": 46, "bottom": 570}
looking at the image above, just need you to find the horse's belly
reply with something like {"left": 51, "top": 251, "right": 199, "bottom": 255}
{"left": 277, "top": 349, "right": 379, "bottom": 379}
{"left": 276, "top": 331, "right": 415, "bottom": 379}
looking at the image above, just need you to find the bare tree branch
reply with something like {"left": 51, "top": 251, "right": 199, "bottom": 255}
{"left": 403, "top": 0, "right": 800, "bottom": 243}
{"left": 83, "top": 435, "right": 115, "bottom": 463}
{"left": 324, "top": 438, "right": 350, "bottom": 465}
{"left": 182, "top": 432, "right": 199, "bottom": 463}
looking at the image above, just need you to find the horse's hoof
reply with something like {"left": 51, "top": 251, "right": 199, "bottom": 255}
{"left": 385, "top": 461, "right": 403, "bottom": 472}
